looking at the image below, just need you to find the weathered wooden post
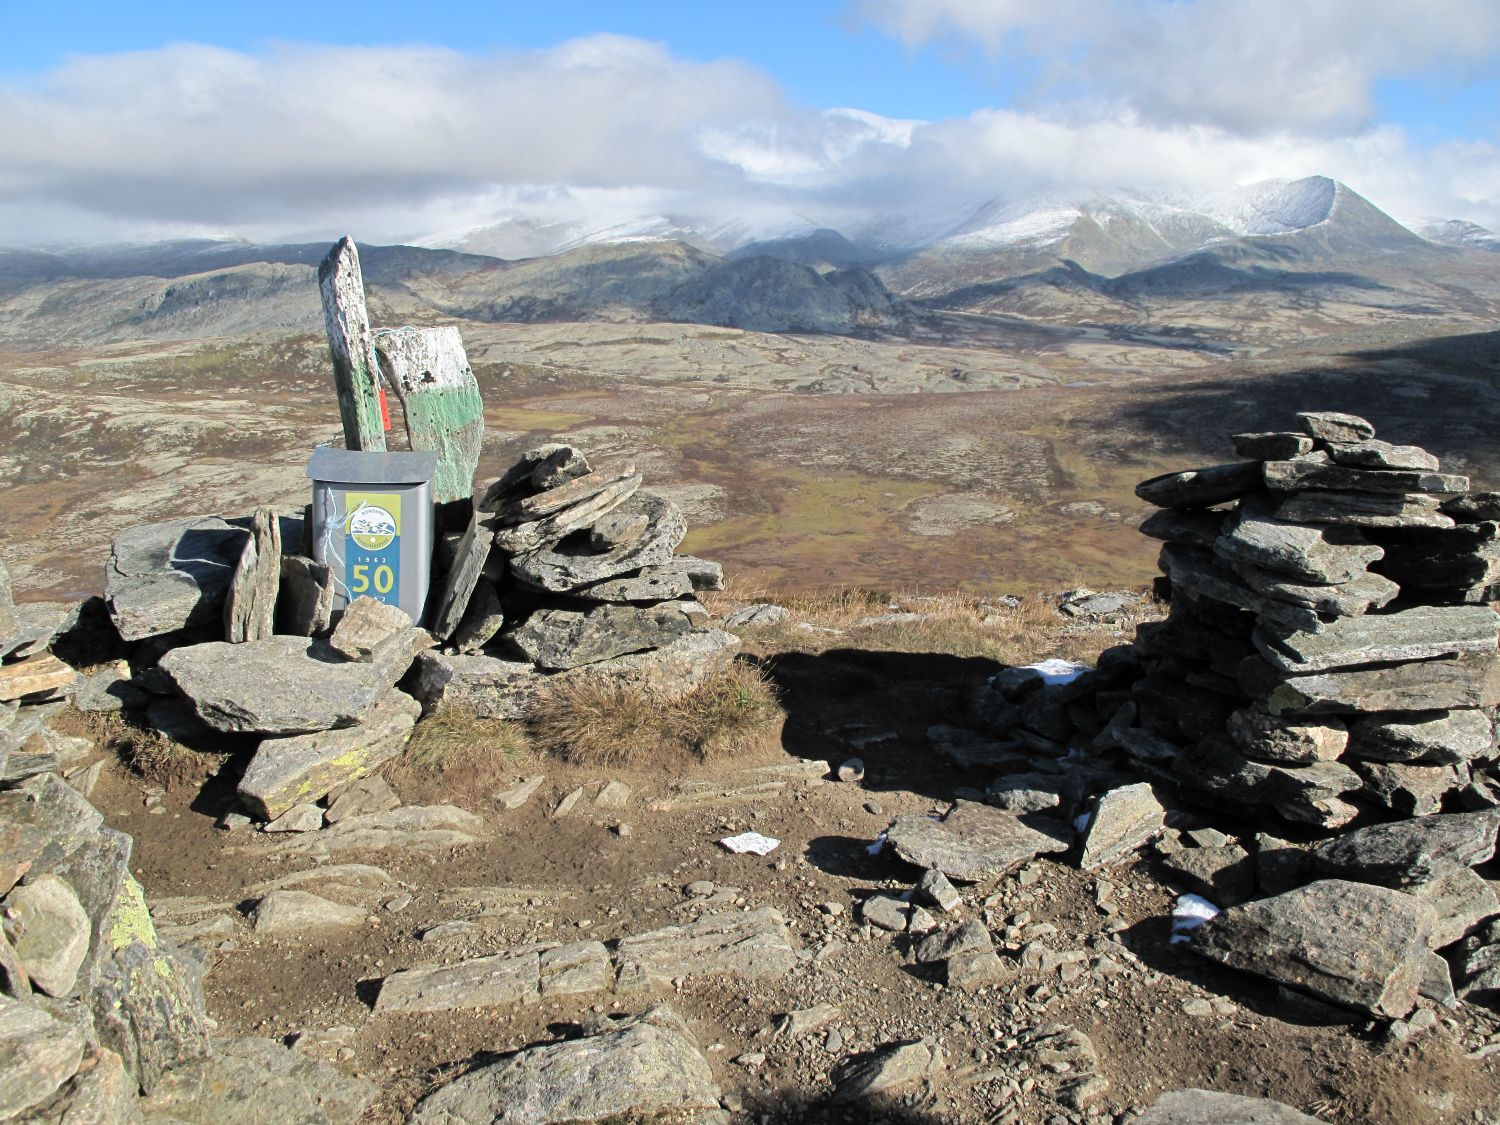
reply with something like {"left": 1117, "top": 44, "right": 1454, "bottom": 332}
{"left": 318, "top": 236, "right": 387, "bottom": 452}
{"left": 373, "top": 326, "right": 485, "bottom": 506}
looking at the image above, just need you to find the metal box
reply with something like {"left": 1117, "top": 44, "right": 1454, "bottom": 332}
{"left": 307, "top": 447, "right": 436, "bottom": 624}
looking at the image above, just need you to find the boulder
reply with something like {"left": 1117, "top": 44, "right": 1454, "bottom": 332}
{"left": 1227, "top": 707, "right": 1347, "bottom": 764}
{"left": 89, "top": 873, "right": 211, "bottom": 1091}
{"left": 105, "top": 516, "right": 247, "bottom": 642}
{"left": 1348, "top": 708, "right": 1493, "bottom": 764}
{"left": 1273, "top": 491, "right": 1454, "bottom": 529}
{"left": 450, "top": 578, "right": 505, "bottom": 654}
{"left": 250, "top": 891, "right": 367, "bottom": 935}
{"left": 509, "top": 492, "right": 686, "bottom": 594}
{"left": 0, "top": 994, "right": 85, "bottom": 1119}
{"left": 1311, "top": 810, "right": 1500, "bottom": 886}
{"left": 1453, "top": 917, "right": 1500, "bottom": 1004}
{"left": 723, "top": 603, "right": 789, "bottom": 629}
{"left": 574, "top": 565, "right": 697, "bottom": 603}
{"left": 831, "top": 1038, "right": 944, "bottom": 1104}
{"left": 327, "top": 596, "right": 412, "bottom": 661}
{"left": 407, "top": 651, "right": 542, "bottom": 719}
{"left": 1253, "top": 605, "right": 1500, "bottom": 674}
{"left": 138, "top": 1049, "right": 328, "bottom": 1125}
{"left": 1139, "top": 508, "right": 1230, "bottom": 549}
{"left": 1, "top": 874, "right": 90, "bottom": 997}
{"left": 1078, "top": 783, "right": 1167, "bottom": 869}
{"left": 374, "top": 940, "right": 609, "bottom": 1013}
{"left": 23, "top": 1045, "right": 141, "bottom": 1125}
{"left": 1134, "top": 463, "right": 1264, "bottom": 509}
{"left": 886, "top": 801, "right": 1072, "bottom": 883}
{"left": 237, "top": 689, "right": 420, "bottom": 820}
{"left": 615, "top": 908, "right": 799, "bottom": 985}
{"left": 1354, "top": 760, "right": 1466, "bottom": 817}
{"left": 0, "top": 655, "right": 76, "bottom": 704}
{"left": 1193, "top": 879, "right": 1436, "bottom": 1017}
{"left": 1326, "top": 440, "right": 1440, "bottom": 471}
{"left": 224, "top": 506, "right": 281, "bottom": 644}
{"left": 1256, "top": 653, "right": 1500, "bottom": 716}
{"left": 506, "top": 602, "right": 694, "bottom": 670}
{"left": 1228, "top": 562, "right": 1398, "bottom": 617}
{"left": 408, "top": 1006, "right": 723, "bottom": 1125}
{"left": 1137, "top": 1088, "right": 1323, "bottom": 1124}
{"left": 1215, "top": 503, "right": 1383, "bottom": 584}
{"left": 1297, "top": 410, "right": 1375, "bottom": 443}
{"left": 159, "top": 632, "right": 429, "bottom": 734}
{"left": 209, "top": 1036, "right": 377, "bottom": 1125}
{"left": 324, "top": 775, "right": 400, "bottom": 824}
{"left": 1263, "top": 460, "right": 1466, "bottom": 496}
{"left": 277, "top": 556, "right": 334, "bottom": 637}
{"left": 1233, "top": 432, "right": 1316, "bottom": 459}
{"left": 1403, "top": 862, "right": 1498, "bottom": 949}
{"left": 1159, "top": 844, "right": 1256, "bottom": 907}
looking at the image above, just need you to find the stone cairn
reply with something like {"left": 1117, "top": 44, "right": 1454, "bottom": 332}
{"left": 413, "top": 441, "right": 735, "bottom": 719}
{"left": 1126, "top": 409, "right": 1499, "bottom": 828}
{"left": 939, "top": 410, "right": 1500, "bottom": 1020}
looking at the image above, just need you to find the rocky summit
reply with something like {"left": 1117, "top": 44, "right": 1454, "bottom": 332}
{"left": 3, "top": 410, "right": 1500, "bottom": 1125}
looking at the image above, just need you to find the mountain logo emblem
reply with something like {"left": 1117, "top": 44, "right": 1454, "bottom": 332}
{"left": 349, "top": 504, "right": 398, "bottom": 551}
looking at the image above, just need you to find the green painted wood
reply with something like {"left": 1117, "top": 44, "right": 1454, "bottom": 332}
{"left": 317, "top": 237, "right": 386, "bottom": 452}
{"left": 374, "top": 325, "right": 485, "bottom": 504}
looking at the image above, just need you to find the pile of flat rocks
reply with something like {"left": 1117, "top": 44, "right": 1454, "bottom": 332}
{"left": 412, "top": 442, "right": 738, "bottom": 718}
{"left": 0, "top": 565, "right": 376, "bottom": 1121}
{"left": 1122, "top": 410, "right": 1500, "bottom": 829}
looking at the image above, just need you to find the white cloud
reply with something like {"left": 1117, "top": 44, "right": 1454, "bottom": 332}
{"left": 854, "top": 0, "right": 1500, "bottom": 133}
{"left": 0, "top": 33, "right": 1497, "bottom": 247}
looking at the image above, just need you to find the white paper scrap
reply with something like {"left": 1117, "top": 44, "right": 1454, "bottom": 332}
{"left": 721, "top": 831, "right": 780, "bottom": 856}
{"left": 1023, "top": 658, "right": 1088, "bottom": 685}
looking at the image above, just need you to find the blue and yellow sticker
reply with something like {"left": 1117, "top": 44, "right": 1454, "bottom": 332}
{"left": 345, "top": 491, "right": 401, "bottom": 605}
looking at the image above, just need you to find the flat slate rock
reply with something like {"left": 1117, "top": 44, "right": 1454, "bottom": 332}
{"left": 106, "top": 516, "right": 247, "bottom": 642}
{"left": 1139, "top": 508, "right": 1230, "bottom": 549}
{"left": 1273, "top": 490, "right": 1455, "bottom": 529}
{"left": 1135, "top": 462, "right": 1263, "bottom": 509}
{"left": 224, "top": 506, "right": 282, "bottom": 644}
{"left": 1310, "top": 809, "right": 1500, "bottom": 887}
{"left": 408, "top": 1006, "right": 723, "bottom": 1125}
{"left": 1326, "top": 440, "right": 1439, "bottom": 471}
{"left": 159, "top": 632, "right": 426, "bottom": 734}
{"left": 1229, "top": 562, "right": 1398, "bottom": 618}
{"left": 0, "top": 994, "right": 86, "bottom": 1119}
{"left": 1297, "top": 410, "right": 1375, "bottom": 443}
{"left": 508, "top": 492, "right": 686, "bottom": 594}
{"left": 375, "top": 940, "right": 609, "bottom": 1013}
{"left": 237, "top": 689, "right": 420, "bottom": 819}
{"left": 1352, "top": 760, "right": 1464, "bottom": 818}
{"left": 1193, "top": 879, "right": 1436, "bottom": 1018}
{"left": 886, "top": 800, "right": 1072, "bottom": 883}
{"left": 1405, "top": 862, "right": 1499, "bottom": 949}
{"left": 1264, "top": 460, "right": 1467, "bottom": 496}
{"left": 270, "top": 805, "right": 483, "bottom": 854}
{"left": 506, "top": 602, "right": 694, "bottom": 670}
{"left": 1253, "top": 605, "right": 1499, "bottom": 674}
{"left": 1215, "top": 503, "right": 1383, "bottom": 585}
{"left": 1233, "top": 432, "right": 1315, "bottom": 460}
{"left": 1348, "top": 708, "right": 1493, "bottom": 764}
{"left": 1257, "top": 653, "right": 1500, "bottom": 716}
{"left": 1137, "top": 1088, "right": 1323, "bottom": 1124}
{"left": 1227, "top": 707, "right": 1347, "bottom": 764}
{"left": 1159, "top": 545, "right": 1321, "bottom": 635}
{"left": 250, "top": 890, "right": 366, "bottom": 935}
{"left": 615, "top": 908, "right": 799, "bottom": 984}
{"left": 1078, "top": 783, "right": 1166, "bottom": 869}
{"left": 831, "top": 1038, "right": 944, "bottom": 1104}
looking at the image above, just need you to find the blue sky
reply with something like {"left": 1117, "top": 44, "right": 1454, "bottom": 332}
{"left": 1, "top": 0, "right": 1497, "bottom": 244}
{"left": 2, "top": 0, "right": 1025, "bottom": 121}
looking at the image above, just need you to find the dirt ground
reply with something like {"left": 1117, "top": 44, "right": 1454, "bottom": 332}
{"left": 83, "top": 618, "right": 1500, "bottom": 1125}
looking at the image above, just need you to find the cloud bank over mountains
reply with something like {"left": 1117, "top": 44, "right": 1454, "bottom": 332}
{"left": 1, "top": 5, "right": 1497, "bottom": 247}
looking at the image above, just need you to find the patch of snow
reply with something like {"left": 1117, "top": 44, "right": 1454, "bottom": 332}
{"left": 866, "top": 832, "right": 888, "bottom": 856}
{"left": 1169, "top": 893, "right": 1221, "bottom": 943}
{"left": 1021, "top": 658, "right": 1088, "bottom": 686}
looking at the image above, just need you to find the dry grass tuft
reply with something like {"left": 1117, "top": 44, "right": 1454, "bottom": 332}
{"left": 69, "top": 710, "right": 221, "bottom": 791}
{"left": 710, "top": 582, "right": 1161, "bottom": 667}
{"left": 389, "top": 708, "right": 530, "bottom": 797}
{"left": 528, "top": 661, "right": 783, "bottom": 768}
